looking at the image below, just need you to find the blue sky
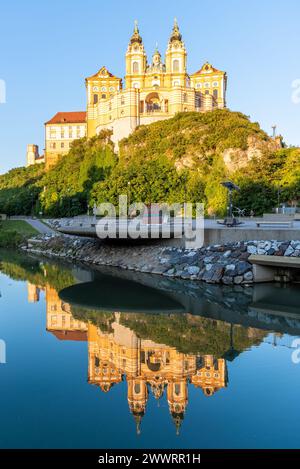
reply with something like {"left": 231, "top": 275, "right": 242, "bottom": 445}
{"left": 0, "top": 0, "right": 299, "bottom": 174}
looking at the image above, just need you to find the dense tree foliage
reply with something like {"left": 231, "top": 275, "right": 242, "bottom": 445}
{"left": 233, "top": 147, "right": 300, "bottom": 215}
{"left": 0, "top": 165, "right": 44, "bottom": 215}
{"left": 39, "top": 131, "right": 117, "bottom": 217}
{"left": 0, "top": 111, "right": 299, "bottom": 217}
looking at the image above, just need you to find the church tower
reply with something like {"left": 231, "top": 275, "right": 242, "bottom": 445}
{"left": 167, "top": 378, "right": 188, "bottom": 435}
{"left": 127, "top": 377, "right": 148, "bottom": 435}
{"left": 125, "top": 21, "right": 147, "bottom": 89}
{"left": 165, "top": 19, "right": 188, "bottom": 88}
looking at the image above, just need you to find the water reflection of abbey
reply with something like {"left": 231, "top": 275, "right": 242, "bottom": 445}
{"left": 28, "top": 283, "right": 227, "bottom": 433}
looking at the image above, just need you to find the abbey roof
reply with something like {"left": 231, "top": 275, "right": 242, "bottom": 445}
{"left": 49, "top": 330, "right": 88, "bottom": 341}
{"left": 85, "top": 66, "right": 121, "bottom": 81}
{"left": 45, "top": 111, "right": 87, "bottom": 125}
{"left": 191, "top": 62, "right": 225, "bottom": 76}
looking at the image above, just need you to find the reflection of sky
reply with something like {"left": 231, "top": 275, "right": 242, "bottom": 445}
{"left": 0, "top": 271, "right": 300, "bottom": 449}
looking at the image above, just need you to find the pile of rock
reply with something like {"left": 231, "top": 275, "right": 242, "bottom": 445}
{"left": 23, "top": 235, "right": 300, "bottom": 285}
{"left": 246, "top": 240, "right": 300, "bottom": 257}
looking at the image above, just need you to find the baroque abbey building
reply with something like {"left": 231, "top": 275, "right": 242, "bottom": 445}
{"left": 86, "top": 19, "right": 227, "bottom": 142}
{"left": 27, "top": 20, "right": 227, "bottom": 169}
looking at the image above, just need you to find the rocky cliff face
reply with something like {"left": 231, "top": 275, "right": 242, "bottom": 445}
{"left": 222, "top": 135, "right": 283, "bottom": 172}
{"left": 119, "top": 110, "right": 282, "bottom": 174}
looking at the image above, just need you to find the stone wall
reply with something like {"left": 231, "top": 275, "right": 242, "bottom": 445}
{"left": 23, "top": 235, "right": 300, "bottom": 285}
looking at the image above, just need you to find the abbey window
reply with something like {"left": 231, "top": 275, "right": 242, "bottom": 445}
{"left": 173, "top": 59, "right": 180, "bottom": 72}
{"left": 132, "top": 61, "right": 139, "bottom": 73}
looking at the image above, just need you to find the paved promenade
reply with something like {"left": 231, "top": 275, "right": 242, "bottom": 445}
{"left": 11, "top": 217, "right": 56, "bottom": 235}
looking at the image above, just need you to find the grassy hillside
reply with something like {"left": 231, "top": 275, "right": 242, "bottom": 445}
{"left": 92, "top": 110, "right": 300, "bottom": 215}
{"left": 119, "top": 109, "right": 269, "bottom": 167}
{"left": 0, "top": 110, "right": 299, "bottom": 217}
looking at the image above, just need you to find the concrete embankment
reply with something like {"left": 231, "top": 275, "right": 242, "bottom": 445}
{"left": 22, "top": 234, "right": 300, "bottom": 285}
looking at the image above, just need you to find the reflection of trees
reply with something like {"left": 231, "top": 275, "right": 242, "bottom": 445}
{"left": 71, "top": 306, "right": 115, "bottom": 333}
{"left": 119, "top": 313, "right": 266, "bottom": 357}
{"left": 71, "top": 305, "right": 266, "bottom": 357}
{"left": 0, "top": 251, "right": 267, "bottom": 358}
{"left": 0, "top": 250, "right": 76, "bottom": 292}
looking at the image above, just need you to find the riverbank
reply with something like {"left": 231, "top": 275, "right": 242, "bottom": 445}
{"left": 22, "top": 234, "right": 300, "bottom": 285}
{"left": 0, "top": 220, "right": 38, "bottom": 247}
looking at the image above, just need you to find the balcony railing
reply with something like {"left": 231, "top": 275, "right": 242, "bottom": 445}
{"left": 140, "top": 107, "right": 169, "bottom": 114}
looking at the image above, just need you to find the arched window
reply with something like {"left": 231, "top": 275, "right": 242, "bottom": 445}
{"left": 101, "top": 94, "right": 106, "bottom": 99}
{"left": 213, "top": 89, "right": 218, "bottom": 99}
{"left": 173, "top": 59, "right": 180, "bottom": 72}
{"left": 205, "top": 90, "right": 210, "bottom": 95}
{"left": 93, "top": 94, "right": 98, "bottom": 105}
{"left": 132, "top": 61, "right": 139, "bottom": 73}
{"left": 175, "top": 383, "right": 181, "bottom": 396}
{"left": 134, "top": 383, "right": 141, "bottom": 394}
{"left": 121, "top": 96, "right": 125, "bottom": 105}
{"left": 183, "top": 93, "right": 188, "bottom": 103}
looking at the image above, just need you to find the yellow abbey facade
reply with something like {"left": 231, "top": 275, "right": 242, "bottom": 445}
{"left": 86, "top": 19, "right": 227, "bottom": 146}
{"left": 39, "top": 284, "right": 227, "bottom": 434}
{"left": 28, "top": 20, "right": 227, "bottom": 169}
{"left": 87, "top": 316, "right": 227, "bottom": 434}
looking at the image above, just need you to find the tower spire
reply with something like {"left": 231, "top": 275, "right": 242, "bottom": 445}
{"left": 169, "top": 17, "right": 182, "bottom": 43}
{"left": 171, "top": 412, "right": 184, "bottom": 436}
{"left": 130, "top": 20, "right": 142, "bottom": 44}
{"left": 134, "top": 414, "right": 142, "bottom": 436}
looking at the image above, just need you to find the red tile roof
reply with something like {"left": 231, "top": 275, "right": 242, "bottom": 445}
{"left": 45, "top": 111, "right": 86, "bottom": 125}
{"left": 49, "top": 330, "right": 88, "bottom": 342}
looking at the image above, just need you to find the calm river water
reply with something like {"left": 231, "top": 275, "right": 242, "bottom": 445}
{"left": 0, "top": 249, "right": 300, "bottom": 449}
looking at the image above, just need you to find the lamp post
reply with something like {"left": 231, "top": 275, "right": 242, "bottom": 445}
{"left": 277, "top": 183, "right": 281, "bottom": 213}
{"left": 127, "top": 181, "right": 131, "bottom": 216}
{"left": 31, "top": 193, "right": 35, "bottom": 217}
{"left": 220, "top": 181, "right": 241, "bottom": 226}
{"left": 183, "top": 173, "right": 187, "bottom": 217}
